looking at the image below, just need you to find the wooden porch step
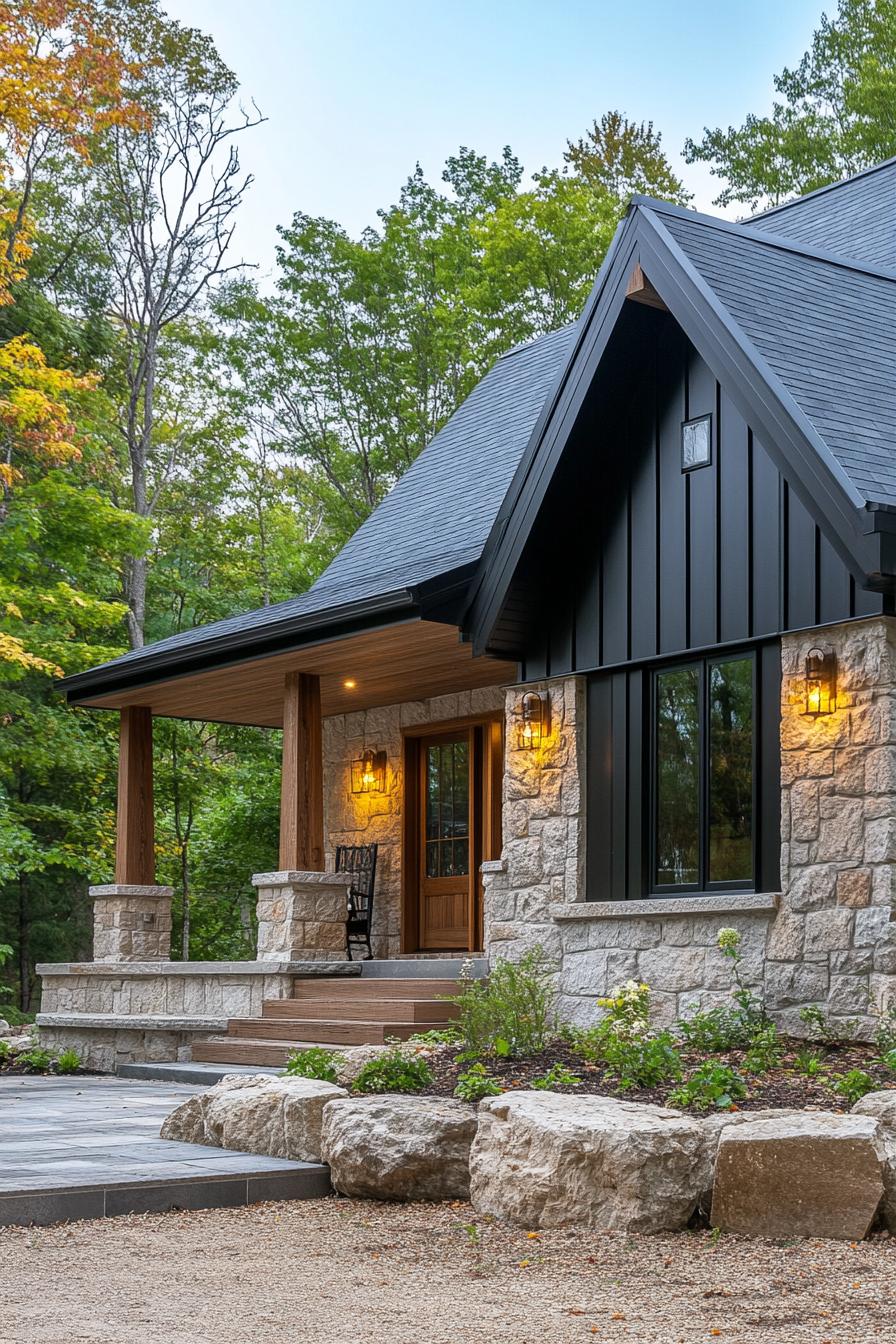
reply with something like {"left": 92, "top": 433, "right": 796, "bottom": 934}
{"left": 192, "top": 1039, "right": 300, "bottom": 1067}
{"left": 262, "top": 997, "right": 457, "bottom": 1024}
{"left": 225, "top": 1017, "right": 435, "bottom": 1045}
{"left": 289, "top": 977, "right": 461, "bottom": 1000}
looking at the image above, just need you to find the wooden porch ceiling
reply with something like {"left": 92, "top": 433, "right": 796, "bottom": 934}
{"left": 79, "top": 619, "right": 518, "bottom": 726}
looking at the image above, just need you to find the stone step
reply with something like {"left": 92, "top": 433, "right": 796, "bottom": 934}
{"left": 359, "top": 958, "right": 487, "bottom": 978}
{"left": 262, "top": 997, "right": 458, "bottom": 1023}
{"left": 225, "top": 1017, "right": 432, "bottom": 1045}
{"left": 192, "top": 1039, "right": 308, "bottom": 1067}
{"left": 289, "top": 976, "right": 461, "bottom": 1000}
{"left": 117, "top": 1060, "right": 283, "bottom": 1085}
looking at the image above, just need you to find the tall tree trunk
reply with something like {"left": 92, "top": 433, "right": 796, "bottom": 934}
{"left": 18, "top": 874, "right": 30, "bottom": 1012}
{"left": 180, "top": 841, "right": 190, "bottom": 961}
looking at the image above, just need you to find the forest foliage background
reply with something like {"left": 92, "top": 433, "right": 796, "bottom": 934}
{"left": 0, "top": 0, "right": 893, "bottom": 1008}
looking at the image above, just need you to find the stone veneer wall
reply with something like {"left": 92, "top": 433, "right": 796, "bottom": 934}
{"left": 482, "top": 623, "right": 896, "bottom": 1040}
{"left": 35, "top": 961, "right": 333, "bottom": 1071}
{"left": 483, "top": 677, "right": 586, "bottom": 965}
{"left": 323, "top": 685, "right": 506, "bottom": 957}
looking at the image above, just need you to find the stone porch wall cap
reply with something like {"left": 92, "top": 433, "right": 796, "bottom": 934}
{"left": 89, "top": 885, "right": 174, "bottom": 898}
{"left": 550, "top": 893, "right": 781, "bottom": 921}
{"left": 481, "top": 859, "right": 508, "bottom": 874}
{"left": 36, "top": 960, "right": 360, "bottom": 976}
{"left": 36, "top": 1012, "right": 228, "bottom": 1030}
{"left": 251, "top": 870, "right": 355, "bottom": 887}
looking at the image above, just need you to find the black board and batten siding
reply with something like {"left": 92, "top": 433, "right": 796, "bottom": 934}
{"left": 498, "top": 302, "right": 887, "bottom": 901}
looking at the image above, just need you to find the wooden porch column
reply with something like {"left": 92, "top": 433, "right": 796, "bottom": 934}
{"left": 114, "top": 706, "right": 155, "bottom": 885}
{"left": 279, "top": 672, "right": 324, "bottom": 871}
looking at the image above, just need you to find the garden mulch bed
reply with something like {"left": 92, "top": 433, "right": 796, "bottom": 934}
{"left": 420, "top": 1038, "right": 896, "bottom": 1112}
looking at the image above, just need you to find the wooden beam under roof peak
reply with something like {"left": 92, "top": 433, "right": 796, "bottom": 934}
{"left": 626, "top": 262, "right": 668, "bottom": 311}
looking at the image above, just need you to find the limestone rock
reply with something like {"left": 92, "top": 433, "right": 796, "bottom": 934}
{"left": 853, "top": 1092, "right": 896, "bottom": 1232}
{"left": 0, "top": 1019, "right": 11, "bottom": 1038}
{"left": 160, "top": 1093, "right": 206, "bottom": 1144}
{"left": 853, "top": 1090, "right": 896, "bottom": 1130}
{"left": 692, "top": 1109, "right": 802, "bottom": 1216}
{"left": 160, "top": 1073, "right": 346, "bottom": 1162}
{"left": 469, "top": 1091, "right": 704, "bottom": 1232}
{"left": 321, "top": 1095, "right": 477, "bottom": 1200}
{"left": 711, "top": 1113, "right": 885, "bottom": 1240}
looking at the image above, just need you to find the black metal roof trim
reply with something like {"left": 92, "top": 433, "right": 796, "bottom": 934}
{"left": 467, "top": 201, "right": 887, "bottom": 656}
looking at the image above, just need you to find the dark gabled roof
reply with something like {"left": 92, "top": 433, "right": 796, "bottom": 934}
{"left": 748, "top": 157, "right": 896, "bottom": 269}
{"left": 659, "top": 206, "right": 896, "bottom": 505}
{"left": 60, "top": 323, "right": 573, "bottom": 698}
{"left": 468, "top": 189, "right": 896, "bottom": 652}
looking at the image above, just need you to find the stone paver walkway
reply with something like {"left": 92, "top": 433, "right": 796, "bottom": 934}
{"left": 0, "top": 1074, "right": 330, "bottom": 1227}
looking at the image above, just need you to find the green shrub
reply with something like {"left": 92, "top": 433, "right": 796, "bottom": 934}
{"left": 798, "top": 1004, "right": 857, "bottom": 1045}
{"left": 454, "top": 1062, "right": 502, "bottom": 1102}
{"left": 668, "top": 1061, "right": 747, "bottom": 1111}
{"left": 563, "top": 1024, "right": 604, "bottom": 1065}
{"left": 407, "top": 1026, "right": 462, "bottom": 1046}
{"left": 677, "top": 1006, "right": 753, "bottom": 1053}
{"left": 448, "top": 948, "right": 555, "bottom": 1059}
{"left": 1, "top": 1006, "right": 35, "bottom": 1029}
{"left": 0, "top": 1040, "right": 9, "bottom": 1064}
{"left": 874, "top": 1006, "right": 896, "bottom": 1057}
{"left": 793, "top": 1044, "right": 825, "bottom": 1077}
{"left": 53, "top": 1048, "right": 81, "bottom": 1075}
{"left": 531, "top": 1063, "right": 582, "bottom": 1090}
{"left": 743, "top": 1024, "right": 782, "bottom": 1075}
{"left": 284, "top": 1046, "right": 340, "bottom": 1083}
{"left": 596, "top": 980, "right": 650, "bottom": 1041}
{"left": 18, "top": 1047, "right": 52, "bottom": 1073}
{"left": 831, "top": 1069, "right": 876, "bottom": 1107}
{"left": 601, "top": 1030, "right": 682, "bottom": 1091}
{"left": 352, "top": 1046, "right": 434, "bottom": 1095}
{"left": 881, "top": 1047, "right": 896, "bottom": 1075}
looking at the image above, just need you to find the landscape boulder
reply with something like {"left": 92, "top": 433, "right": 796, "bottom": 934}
{"left": 469, "top": 1091, "right": 704, "bottom": 1232}
{"left": 160, "top": 1073, "right": 347, "bottom": 1162}
{"left": 693, "top": 1109, "right": 801, "bottom": 1217}
{"left": 853, "top": 1091, "right": 896, "bottom": 1233}
{"left": 711, "top": 1113, "right": 885, "bottom": 1240}
{"left": 321, "top": 1095, "right": 477, "bottom": 1200}
{"left": 0, "top": 1019, "right": 11, "bottom": 1038}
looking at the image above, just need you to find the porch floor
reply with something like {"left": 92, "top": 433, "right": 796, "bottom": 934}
{"left": 0, "top": 1075, "right": 329, "bottom": 1227}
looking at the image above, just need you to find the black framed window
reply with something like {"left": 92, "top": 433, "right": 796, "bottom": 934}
{"left": 652, "top": 653, "right": 754, "bottom": 893}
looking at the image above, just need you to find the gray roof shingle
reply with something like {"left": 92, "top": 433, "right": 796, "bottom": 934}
{"left": 658, "top": 207, "right": 896, "bottom": 506}
{"left": 747, "top": 158, "right": 896, "bottom": 269}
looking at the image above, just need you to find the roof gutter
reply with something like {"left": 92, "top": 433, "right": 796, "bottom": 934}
{"left": 58, "top": 588, "right": 419, "bottom": 704}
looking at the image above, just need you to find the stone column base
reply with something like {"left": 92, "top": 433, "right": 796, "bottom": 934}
{"left": 252, "top": 871, "right": 354, "bottom": 960}
{"left": 90, "top": 885, "right": 174, "bottom": 962}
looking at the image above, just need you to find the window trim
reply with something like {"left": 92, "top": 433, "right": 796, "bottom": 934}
{"left": 649, "top": 651, "right": 757, "bottom": 897}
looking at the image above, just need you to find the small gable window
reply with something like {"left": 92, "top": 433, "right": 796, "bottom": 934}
{"left": 653, "top": 654, "right": 754, "bottom": 893}
{"left": 681, "top": 413, "right": 712, "bottom": 472}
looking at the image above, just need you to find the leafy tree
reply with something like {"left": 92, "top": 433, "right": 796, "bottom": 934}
{"left": 684, "top": 0, "right": 896, "bottom": 209}
{"left": 219, "top": 118, "right": 684, "bottom": 548}
{"left": 566, "top": 110, "right": 691, "bottom": 204}
{"left": 88, "top": 0, "right": 264, "bottom": 648}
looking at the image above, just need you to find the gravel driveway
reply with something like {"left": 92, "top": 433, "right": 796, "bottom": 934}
{"left": 3, "top": 1197, "right": 896, "bottom": 1343}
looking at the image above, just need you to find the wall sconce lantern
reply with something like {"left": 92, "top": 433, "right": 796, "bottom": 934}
{"left": 518, "top": 691, "right": 551, "bottom": 750}
{"left": 804, "top": 647, "right": 836, "bottom": 717}
{"left": 351, "top": 748, "right": 387, "bottom": 794}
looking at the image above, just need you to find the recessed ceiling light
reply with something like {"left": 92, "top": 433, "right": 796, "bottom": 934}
{"left": 343, "top": 678, "right": 357, "bottom": 690}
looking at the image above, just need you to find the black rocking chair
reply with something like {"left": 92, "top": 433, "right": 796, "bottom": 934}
{"left": 335, "top": 842, "right": 378, "bottom": 961}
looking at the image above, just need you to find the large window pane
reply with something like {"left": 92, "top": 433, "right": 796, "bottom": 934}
{"left": 655, "top": 667, "right": 700, "bottom": 886}
{"left": 709, "top": 659, "right": 753, "bottom": 883}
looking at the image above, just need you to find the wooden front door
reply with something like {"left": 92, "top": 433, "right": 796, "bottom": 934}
{"left": 418, "top": 729, "right": 476, "bottom": 949}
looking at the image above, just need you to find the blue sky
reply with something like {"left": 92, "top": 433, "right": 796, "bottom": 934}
{"left": 165, "top": 0, "right": 823, "bottom": 280}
